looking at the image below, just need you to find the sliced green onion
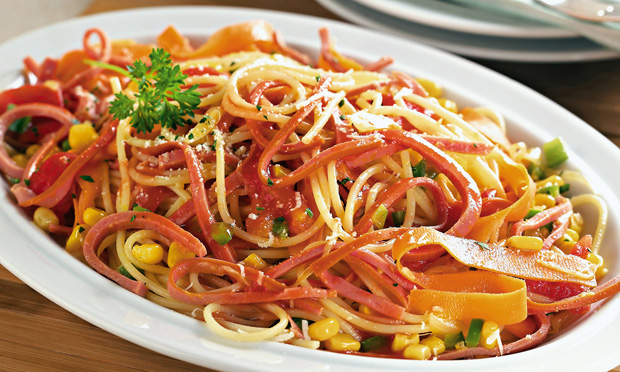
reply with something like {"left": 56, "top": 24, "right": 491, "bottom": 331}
{"left": 543, "top": 137, "right": 568, "bottom": 168}
{"left": 272, "top": 217, "right": 289, "bottom": 239}
{"left": 559, "top": 184, "right": 570, "bottom": 194}
{"left": 61, "top": 139, "right": 72, "bottom": 151}
{"left": 537, "top": 185, "right": 560, "bottom": 197}
{"left": 84, "top": 59, "right": 131, "bottom": 78}
{"left": 392, "top": 211, "right": 406, "bottom": 227}
{"left": 211, "top": 222, "right": 233, "bottom": 245}
{"left": 117, "top": 264, "right": 145, "bottom": 281}
{"left": 525, "top": 208, "right": 542, "bottom": 220}
{"left": 305, "top": 208, "right": 314, "bottom": 217}
{"left": 360, "top": 335, "right": 387, "bottom": 352}
{"left": 466, "top": 318, "right": 484, "bottom": 348}
{"left": 132, "top": 203, "right": 151, "bottom": 212}
{"left": 371, "top": 204, "right": 388, "bottom": 229}
{"left": 527, "top": 164, "right": 546, "bottom": 181}
{"left": 466, "top": 319, "right": 484, "bottom": 348}
{"left": 411, "top": 160, "right": 426, "bottom": 178}
{"left": 444, "top": 332, "right": 465, "bottom": 350}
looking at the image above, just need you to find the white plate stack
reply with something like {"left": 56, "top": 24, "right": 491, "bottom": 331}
{"left": 317, "top": 0, "right": 620, "bottom": 62}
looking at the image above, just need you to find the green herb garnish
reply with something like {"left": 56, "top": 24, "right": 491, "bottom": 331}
{"left": 107, "top": 48, "right": 200, "bottom": 133}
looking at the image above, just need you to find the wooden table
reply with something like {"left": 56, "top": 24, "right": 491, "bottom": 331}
{"left": 2, "top": 1, "right": 620, "bottom": 371}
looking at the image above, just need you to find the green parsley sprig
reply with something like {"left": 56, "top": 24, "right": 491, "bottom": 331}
{"left": 107, "top": 48, "right": 201, "bottom": 134}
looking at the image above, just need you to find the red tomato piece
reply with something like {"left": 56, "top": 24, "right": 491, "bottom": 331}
{"left": 134, "top": 185, "right": 175, "bottom": 212}
{"left": 29, "top": 152, "right": 77, "bottom": 215}
{"left": 0, "top": 85, "right": 63, "bottom": 114}
{"left": 29, "top": 152, "right": 76, "bottom": 195}
{"left": 526, "top": 279, "right": 588, "bottom": 302}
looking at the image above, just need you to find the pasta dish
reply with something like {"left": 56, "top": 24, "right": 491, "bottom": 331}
{"left": 1, "top": 20, "right": 618, "bottom": 360}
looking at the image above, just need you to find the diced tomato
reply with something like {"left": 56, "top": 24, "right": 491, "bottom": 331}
{"left": 134, "top": 185, "right": 175, "bottom": 212}
{"left": 29, "top": 152, "right": 77, "bottom": 214}
{"left": 570, "top": 235, "right": 592, "bottom": 259}
{"left": 0, "top": 85, "right": 63, "bottom": 114}
{"left": 526, "top": 279, "right": 588, "bottom": 302}
{"left": 17, "top": 118, "right": 63, "bottom": 143}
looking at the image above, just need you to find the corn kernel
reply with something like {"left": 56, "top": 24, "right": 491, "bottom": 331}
{"left": 506, "top": 236, "right": 543, "bottom": 251}
{"left": 536, "top": 175, "right": 564, "bottom": 188}
{"left": 557, "top": 238, "right": 576, "bottom": 254}
{"left": 415, "top": 78, "right": 442, "bottom": 98}
{"left": 243, "top": 253, "right": 267, "bottom": 270}
{"left": 83, "top": 207, "right": 107, "bottom": 226}
{"left": 167, "top": 241, "right": 196, "bottom": 268}
{"left": 66, "top": 225, "right": 85, "bottom": 253}
{"left": 569, "top": 213, "right": 584, "bottom": 235}
{"left": 534, "top": 193, "right": 556, "bottom": 209}
{"left": 308, "top": 317, "right": 340, "bottom": 341}
{"left": 25, "top": 144, "right": 41, "bottom": 158}
{"left": 421, "top": 335, "right": 446, "bottom": 356}
{"left": 403, "top": 343, "right": 431, "bottom": 360}
{"left": 11, "top": 154, "right": 28, "bottom": 167}
{"left": 358, "top": 304, "right": 374, "bottom": 315}
{"left": 392, "top": 333, "right": 419, "bottom": 352}
{"left": 480, "top": 321, "right": 500, "bottom": 349}
{"left": 69, "top": 122, "right": 99, "bottom": 152}
{"left": 33, "top": 207, "right": 59, "bottom": 232}
{"left": 273, "top": 164, "right": 291, "bottom": 178}
{"left": 324, "top": 334, "right": 361, "bottom": 352}
{"left": 437, "top": 98, "right": 458, "bottom": 113}
{"left": 565, "top": 228, "right": 580, "bottom": 242}
{"left": 132, "top": 243, "right": 164, "bottom": 264}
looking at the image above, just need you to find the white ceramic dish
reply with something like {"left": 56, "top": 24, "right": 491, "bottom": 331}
{"left": 350, "top": 0, "right": 575, "bottom": 39}
{"left": 318, "top": 0, "right": 620, "bottom": 62}
{"left": 1, "top": 6, "right": 620, "bottom": 372}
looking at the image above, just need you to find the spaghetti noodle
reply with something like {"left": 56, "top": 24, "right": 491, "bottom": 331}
{"left": 1, "top": 20, "right": 617, "bottom": 360}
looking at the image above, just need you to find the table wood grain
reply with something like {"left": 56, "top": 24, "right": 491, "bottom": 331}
{"left": 2, "top": 1, "right": 620, "bottom": 371}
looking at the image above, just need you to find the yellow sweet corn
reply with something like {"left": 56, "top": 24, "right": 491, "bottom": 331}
{"left": 534, "top": 193, "right": 556, "bottom": 209}
{"left": 11, "top": 154, "right": 28, "bottom": 167}
{"left": 69, "top": 122, "right": 99, "bottom": 152}
{"left": 324, "top": 334, "right": 361, "bottom": 352}
{"left": 167, "top": 241, "right": 196, "bottom": 268}
{"left": 308, "top": 317, "right": 340, "bottom": 341}
{"left": 392, "top": 333, "right": 419, "bottom": 352}
{"left": 66, "top": 225, "right": 85, "bottom": 253}
{"left": 506, "top": 236, "right": 543, "bottom": 251}
{"left": 480, "top": 321, "right": 500, "bottom": 349}
{"left": 83, "top": 207, "right": 107, "bottom": 226}
{"left": 25, "top": 144, "right": 41, "bottom": 158}
{"left": 132, "top": 243, "right": 164, "bottom": 265}
{"left": 273, "top": 164, "right": 291, "bottom": 178}
{"left": 403, "top": 343, "right": 431, "bottom": 360}
{"left": 421, "top": 335, "right": 446, "bottom": 356}
{"left": 243, "top": 253, "right": 267, "bottom": 270}
{"left": 33, "top": 207, "right": 59, "bottom": 232}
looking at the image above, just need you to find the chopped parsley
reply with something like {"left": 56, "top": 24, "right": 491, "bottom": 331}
{"left": 80, "top": 175, "right": 94, "bottom": 183}
{"left": 132, "top": 203, "right": 151, "bottom": 212}
{"left": 475, "top": 241, "right": 489, "bottom": 250}
{"left": 107, "top": 48, "right": 200, "bottom": 133}
{"left": 305, "top": 208, "right": 314, "bottom": 217}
